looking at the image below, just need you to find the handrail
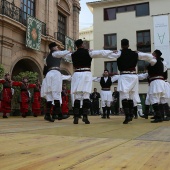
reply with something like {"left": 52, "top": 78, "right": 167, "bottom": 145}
{"left": 0, "top": 0, "right": 46, "bottom": 35}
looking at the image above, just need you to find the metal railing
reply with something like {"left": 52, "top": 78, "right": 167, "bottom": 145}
{"left": 54, "top": 32, "right": 65, "bottom": 45}
{"left": 0, "top": 0, "right": 46, "bottom": 35}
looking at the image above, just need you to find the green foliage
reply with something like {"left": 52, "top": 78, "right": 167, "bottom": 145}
{"left": 13, "top": 71, "right": 38, "bottom": 83}
{"left": 12, "top": 71, "right": 39, "bottom": 110}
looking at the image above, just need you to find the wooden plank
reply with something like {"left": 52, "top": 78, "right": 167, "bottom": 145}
{"left": 0, "top": 116, "right": 169, "bottom": 170}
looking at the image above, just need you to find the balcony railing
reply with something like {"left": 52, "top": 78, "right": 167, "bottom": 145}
{"left": 0, "top": 0, "right": 46, "bottom": 35}
{"left": 54, "top": 32, "right": 65, "bottom": 45}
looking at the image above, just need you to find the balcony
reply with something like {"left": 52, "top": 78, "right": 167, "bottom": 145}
{"left": 54, "top": 32, "right": 65, "bottom": 45}
{"left": 0, "top": 0, "right": 46, "bottom": 35}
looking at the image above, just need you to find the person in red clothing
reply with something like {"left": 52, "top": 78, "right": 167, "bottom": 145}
{"left": 0, "top": 73, "right": 14, "bottom": 118}
{"left": 61, "top": 84, "right": 70, "bottom": 119}
{"left": 32, "top": 79, "right": 41, "bottom": 117}
{"left": 16, "top": 77, "right": 36, "bottom": 118}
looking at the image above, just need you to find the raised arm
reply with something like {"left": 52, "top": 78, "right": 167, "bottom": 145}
{"left": 92, "top": 77, "right": 101, "bottom": 82}
{"left": 62, "top": 75, "right": 72, "bottom": 81}
{"left": 0, "top": 79, "right": 5, "bottom": 84}
{"left": 52, "top": 50, "right": 71, "bottom": 58}
{"left": 138, "top": 52, "right": 157, "bottom": 65}
{"left": 28, "top": 84, "right": 36, "bottom": 88}
{"left": 111, "top": 75, "right": 120, "bottom": 82}
{"left": 89, "top": 50, "right": 114, "bottom": 58}
{"left": 138, "top": 73, "right": 148, "bottom": 80}
{"left": 12, "top": 81, "right": 22, "bottom": 86}
{"left": 52, "top": 50, "right": 72, "bottom": 63}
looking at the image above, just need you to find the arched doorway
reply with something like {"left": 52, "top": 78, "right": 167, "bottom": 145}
{"left": 12, "top": 58, "right": 42, "bottom": 80}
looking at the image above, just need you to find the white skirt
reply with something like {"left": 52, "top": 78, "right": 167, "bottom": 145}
{"left": 164, "top": 82, "right": 170, "bottom": 98}
{"left": 41, "top": 78, "right": 47, "bottom": 98}
{"left": 118, "top": 74, "right": 138, "bottom": 93}
{"left": 148, "top": 79, "right": 166, "bottom": 95}
{"left": 133, "top": 92, "right": 141, "bottom": 105}
{"left": 41, "top": 70, "right": 62, "bottom": 99}
{"left": 100, "top": 90, "right": 113, "bottom": 102}
{"left": 71, "top": 71, "right": 92, "bottom": 94}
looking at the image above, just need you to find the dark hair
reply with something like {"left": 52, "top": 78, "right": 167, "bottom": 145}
{"left": 104, "top": 69, "right": 109, "bottom": 73}
{"left": 48, "top": 42, "right": 57, "bottom": 49}
{"left": 22, "top": 77, "right": 28, "bottom": 81}
{"left": 121, "top": 39, "right": 129, "bottom": 46}
{"left": 75, "top": 39, "right": 83, "bottom": 48}
{"left": 154, "top": 49, "right": 162, "bottom": 57}
{"left": 4, "top": 73, "right": 10, "bottom": 77}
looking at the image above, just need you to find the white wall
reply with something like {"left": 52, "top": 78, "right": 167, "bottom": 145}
{"left": 91, "top": 0, "right": 170, "bottom": 103}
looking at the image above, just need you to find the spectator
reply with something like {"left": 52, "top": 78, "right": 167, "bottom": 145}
{"left": 90, "top": 88, "right": 100, "bottom": 115}
{"left": 112, "top": 87, "right": 120, "bottom": 115}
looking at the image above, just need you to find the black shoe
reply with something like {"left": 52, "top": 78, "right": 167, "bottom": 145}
{"left": 62, "top": 115, "right": 70, "bottom": 119}
{"left": 82, "top": 115, "right": 90, "bottom": 124}
{"left": 134, "top": 115, "right": 138, "bottom": 119}
{"left": 151, "top": 118, "right": 162, "bottom": 123}
{"left": 52, "top": 114, "right": 58, "bottom": 119}
{"left": 58, "top": 117, "right": 63, "bottom": 120}
{"left": 101, "top": 116, "right": 106, "bottom": 119}
{"left": 107, "top": 116, "right": 110, "bottom": 119}
{"left": 129, "top": 116, "right": 133, "bottom": 121}
{"left": 123, "top": 118, "right": 129, "bottom": 124}
{"left": 163, "top": 117, "right": 170, "bottom": 121}
{"left": 73, "top": 117, "right": 79, "bottom": 124}
{"left": 33, "top": 114, "right": 37, "bottom": 117}
{"left": 3, "top": 115, "right": 8, "bottom": 118}
{"left": 140, "top": 115, "right": 148, "bottom": 119}
{"left": 44, "top": 115, "right": 55, "bottom": 122}
{"left": 22, "top": 114, "right": 26, "bottom": 118}
{"left": 83, "top": 117, "right": 90, "bottom": 124}
{"left": 150, "top": 116, "right": 155, "bottom": 119}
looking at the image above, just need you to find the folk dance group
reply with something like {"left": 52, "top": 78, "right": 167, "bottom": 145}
{"left": 0, "top": 75, "right": 41, "bottom": 118}
{"left": 41, "top": 38, "right": 170, "bottom": 124}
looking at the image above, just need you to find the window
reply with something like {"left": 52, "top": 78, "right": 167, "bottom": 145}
{"left": 21, "top": 0, "right": 35, "bottom": 17}
{"left": 138, "top": 60, "right": 149, "bottom": 82}
{"left": 58, "top": 12, "right": 66, "bottom": 35}
{"left": 126, "top": 5, "right": 135, "bottom": 12}
{"left": 136, "top": 3, "right": 149, "bottom": 17}
{"left": 105, "top": 61, "right": 118, "bottom": 75}
{"left": 117, "top": 7, "right": 126, "bottom": 13}
{"left": 104, "top": 34, "right": 117, "bottom": 50}
{"left": 137, "top": 30, "right": 151, "bottom": 52}
{"left": 104, "top": 8, "right": 116, "bottom": 20}
{"left": 103, "top": 3, "right": 149, "bottom": 21}
{"left": 138, "top": 60, "right": 149, "bottom": 73}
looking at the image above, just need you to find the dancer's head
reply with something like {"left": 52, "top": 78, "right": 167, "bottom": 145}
{"left": 4, "top": 73, "right": 10, "bottom": 81}
{"left": 121, "top": 39, "right": 129, "bottom": 49}
{"left": 22, "top": 77, "right": 28, "bottom": 84}
{"left": 103, "top": 69, "right": 109, "bottom": 77}
{"left": 152, "top": 49, "right": 162, "bottom": 58}
{"left": 75, "top": 39, "right": 83, "bottom": 48}
{"left": 48, "top": 42, "right": 58, "bottom": 51}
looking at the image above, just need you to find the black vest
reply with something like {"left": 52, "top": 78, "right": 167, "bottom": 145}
{"left": 164, "top": 70, "right": 168, "bottom": 80}
{"left": 100, "top": 77, "right": 112, "bottom": 88}
{"left": 71, "top": 48, "right": 92, "bottom": 68}
{"left": 147, "top": 58, "right": 164, "bottom": 77}
{"left": 46, "top": 51, "right": 61, "bottom": 68}
{"left": 3, "top": 80, "right": 11, "bottom": 88}
{"left": 43, "top": 65, "right": 49, "bottom": 77}
{"left": 34, "top": 85, "right": 40, "bottom": 92}
{"left": 117, "top": 49, "right": 138, "bottom": 71}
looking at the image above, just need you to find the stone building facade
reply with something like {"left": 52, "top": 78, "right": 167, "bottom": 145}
{"left": 0, "top": 0, "right": 80, "bottom": 80}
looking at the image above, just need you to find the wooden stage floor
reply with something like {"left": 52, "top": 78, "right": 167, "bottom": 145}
{"left": 0, "top": 115, "right": 170, "bottom": 170}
